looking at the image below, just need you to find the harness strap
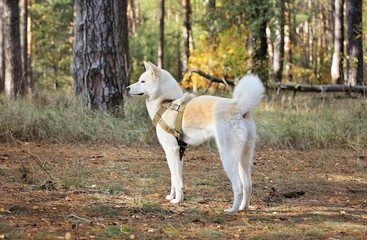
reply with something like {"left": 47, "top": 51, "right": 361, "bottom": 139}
{"left": 140, "top": 100, "right": 189, "bottom": 161}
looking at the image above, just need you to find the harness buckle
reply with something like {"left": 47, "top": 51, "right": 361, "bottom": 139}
{"left": 167, "top": 103, "right": 180, "bottom": 111}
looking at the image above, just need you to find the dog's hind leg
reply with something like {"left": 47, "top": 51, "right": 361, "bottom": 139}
{"left": 239, "top": 139, "right": 255, "bottom": 210}
{"left": 215, "top": 123, "right": 246, "bottom": 212}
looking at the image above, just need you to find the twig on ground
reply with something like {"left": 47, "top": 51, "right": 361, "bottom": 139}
{"left": 60, "top": 214, "right": 92, "bottom": 223}
{"left": 26, "top": 151, "right": 54, "bottom": 180}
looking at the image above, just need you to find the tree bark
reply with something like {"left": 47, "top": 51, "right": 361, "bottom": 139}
{"left": 26, "top": 0, "right": 33, "bottom": 95}
{"left": 284, "top": 0, "right": 293, "bottom": 82}
{"left": 266, "top": 23, "right": 273, "bottom": 70}
{"left": 158, "top": 0, "right": 165, "bottom": 68}
{"left": 0, "top": 1, "right": 4, "bottom": 92}
{"left": 20, "top": 0, "right": 27, "bottom": 95}
{"left": 346, "top": 0, "right": 363, "bottom": 85}
{"left": 272, "top": 0, "right": 285, "bottom": 82}
{"left": 206, "top": 0, "right": 216, "bottom": 41}
{"left": 3, "top": 0, "right": 22, "bottom": 98}
{"left": 182, "top": 0, "right": 191, "bottom": 70}
{"left": 331, "top": 0, "right": 344, "bottom": 84}
{"left": 247, "top": 29, "right": 254, "bottom": 75}
{"left": 72, "top": 0, "right": 129, "bottom": 113}
{"left": 275, "top": 82, "right": 367, "bottom": 94}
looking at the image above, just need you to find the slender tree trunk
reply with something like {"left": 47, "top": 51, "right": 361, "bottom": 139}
{"left": 284, "top": 0, "right": 293, "bottom": 82}
{"left": 249, "top": 18, "right": 269, "bottom": 83}
{"left": 331, "top": 0, "right": 344, "bottom": 84}
{"left": 0, "top": 1, "right": 4, "bottom": 92}
{"left": 327, "top": 0, "right": 334, "bottom": 65}
{"left": 72, "top": 0, "right": 129, "bottom": 113}
{"left": 26, "top": 0, "right": 33, "bottom": 95}
{"left": 272, "top": 0, "right": 285, "bottom": 82}
{"left": 3, "top": 0, "right": 22, "bottom": 98}
{"left": 266, "top": 23, "right": 273, "bottom": 70}
{"left": 247, "top": 29, "right": 254, "bottom": 75}
{"left": 127, "top": 0, "right": 137, "bottom": 36}
{"left": 20, "top": 0, "right": 27, "bottom": 95}
{"left": 346, "top": 0, "right": 363, "bottom": 85}
{"left": 206, "top": 0, "right": 216, "bottom": 41}
{"left": 121, "top": 0, "right": 129, "bottom": 87}
{"left": 158, "top": 0, "right": 165, "bottom": 68}
{"left": 309, "top": 0, "right": 314, "bottom": 71}
{"left": 182, "top": 0, "right": 191, "bottom": 70}
{"left": 304, "top": 13, "right": 310, "bottom": 68}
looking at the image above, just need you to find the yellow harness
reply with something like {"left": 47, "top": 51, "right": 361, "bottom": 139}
{"left": 140, "top": 100, "right": 189, "bottom": 160}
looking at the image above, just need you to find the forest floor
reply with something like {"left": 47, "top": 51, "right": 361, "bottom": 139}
{"left": 0, "top": 143, "right": 366, "bottom": 239}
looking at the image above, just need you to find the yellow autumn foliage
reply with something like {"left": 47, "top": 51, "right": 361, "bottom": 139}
{"left": 182, "top": 26, "right": 249, "bottom": 91}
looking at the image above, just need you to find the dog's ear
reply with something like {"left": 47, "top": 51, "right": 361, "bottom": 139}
{"left": 147, "top": 62, "right": 160, "bottom": 79}
{"left": 143, "top": 61, "right": 151, "bottom": 71}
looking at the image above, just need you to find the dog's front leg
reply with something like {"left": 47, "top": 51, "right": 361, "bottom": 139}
{"left": 165, "top": 174, "right": 175, "bottom": 201}
{"left": 164, "top": 145, "right": 184, "bottom": 204}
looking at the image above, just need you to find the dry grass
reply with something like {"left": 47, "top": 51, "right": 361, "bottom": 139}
{"left": 256, "top": 92, "right": 367, "bottom": 150}
{"left": 0, "top": 91, "right": 366, "bottom": 150}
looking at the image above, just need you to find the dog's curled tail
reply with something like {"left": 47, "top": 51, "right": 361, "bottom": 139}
{"left": 232, "top": 75, "right": 265, "bottom": 114}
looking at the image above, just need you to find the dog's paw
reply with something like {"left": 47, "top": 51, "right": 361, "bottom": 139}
{"left": 166, "top": 195, "right": 174, "bottom": 201}
{"left": 170, "top": 199, "right": 181, "bottom": 204}
{"left": 224, "top": 208, "right": 238, "bottom": 213}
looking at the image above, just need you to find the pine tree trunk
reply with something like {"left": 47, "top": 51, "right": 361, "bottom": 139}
{"left": 346, "top": 0, "right": 363, "bottom": 85}
{"left": 72, "top": 0, "right": 129, "bottom": 113}
{"left": 247, "top": 29, "right": 254, "bottom": 75}
{"left": 26, "top": 0, "right": 33, "bottom": 95}
{"left": 182, "top": 0, "right": 191, "bottom": 70}
{"left": 3, "top": 0, "right": 22, "bottom": 98}
{"left": 272, "top": 0, "right": 285, "bottom": 82}
{"left": 0, "top": 1, "right": 4, "bottom": 92}
{"left": 20, "top": 0, "right": 27, "bottom": 95}
{"left": 206, "top": 0, "right": 216, "bottom": 40}
{"left": 331, "top": 0, "right": 344, "bottom": 84}
{"left": 266, "top": 23, "right": 273, "bottom": 70}
{"left": 284, "top": 0, "right": 293, "bottom": 82}
{"left": 158, "top": 0, "right": 165, "bottom": 68}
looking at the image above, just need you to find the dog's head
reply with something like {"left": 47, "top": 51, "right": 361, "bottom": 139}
{"left": 126, "top": 61, "right": 183, "bottom": 101}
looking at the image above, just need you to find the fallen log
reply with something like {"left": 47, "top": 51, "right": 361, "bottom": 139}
{"left": 188, "top": 68, "right": 367, "bottom": 95}
{"left": 275, "top": 83, "right": 367, "bottom": 94}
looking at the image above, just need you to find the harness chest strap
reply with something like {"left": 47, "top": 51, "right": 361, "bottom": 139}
{"left": 140, "top": 101, "right": 189, "bottom": 160}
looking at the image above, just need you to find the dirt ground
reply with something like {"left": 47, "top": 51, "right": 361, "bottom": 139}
{"left": 0, "top": 143, "right": 366, "bottom": 239}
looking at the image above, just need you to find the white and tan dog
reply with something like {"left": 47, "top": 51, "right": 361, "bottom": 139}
{"left": 127, "top": 62, "right": 264, "bottom": 212}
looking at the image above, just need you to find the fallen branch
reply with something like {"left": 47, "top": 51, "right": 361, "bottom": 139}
{"left": 188, "top": 68, "right": 235, "bottom": 94}
{"left": 60, "top": 214, "right": 92, "bottom": 223}
{"left": 26, "top": 151, "right": 54, "bottom": 180}
{"left": 274, "top": 83, "right": 367, "bottom": 94}
{"left": 187, "top": 68, "right": 367, "bottom": 95}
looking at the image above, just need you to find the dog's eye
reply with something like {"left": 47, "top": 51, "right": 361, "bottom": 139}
{"left": 141, "top": 80, "right": 145, "bottom": 83}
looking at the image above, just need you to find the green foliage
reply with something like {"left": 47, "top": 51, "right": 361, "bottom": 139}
{"left": 130, "top": 0, "right": 183, "bottom": 82}
{"left": 31, "top": 0, "right": 74, "bottom": 91}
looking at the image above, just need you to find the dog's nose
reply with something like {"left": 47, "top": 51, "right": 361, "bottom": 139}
{"left": 126, "top": 86, "right": 130, "bottom": 92}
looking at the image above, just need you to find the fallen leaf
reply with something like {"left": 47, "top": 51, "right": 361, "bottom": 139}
{"left": 0, "top": 208, "right": 11, "bottom": 214}
{"left": 65, "top": 232, "right": 71, "bottom": 240}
